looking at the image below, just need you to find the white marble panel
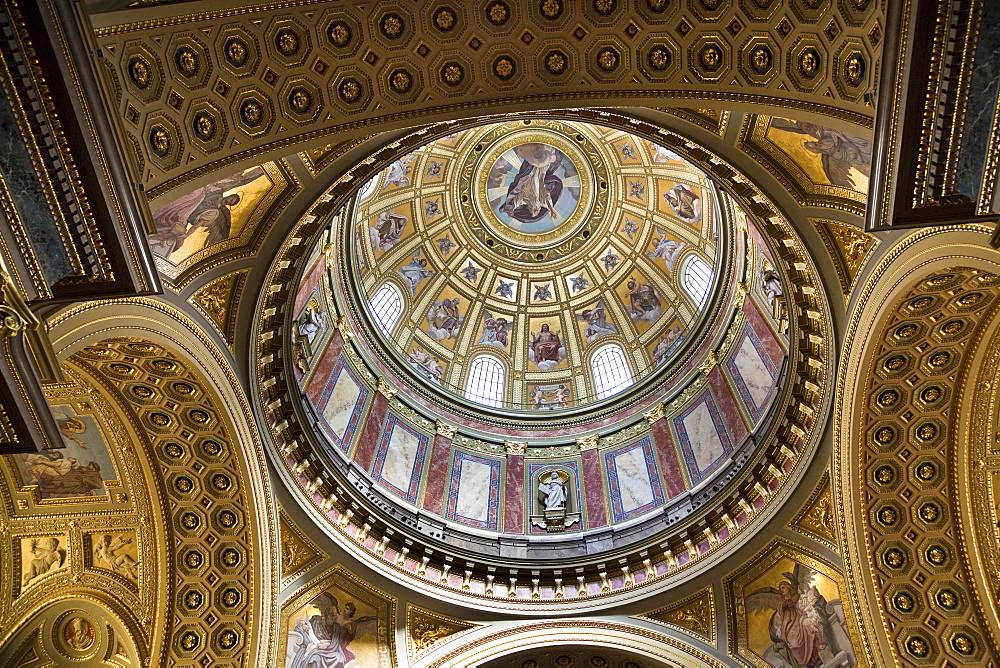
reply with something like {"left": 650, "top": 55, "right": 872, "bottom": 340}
{"left": 614, "top": 446, "right": 654, "bottom": 514}
{"left": 683, "top": 401, "right": 725, "bottom": 471}
{"left": 455, "top": 458, "right": 492, "bottom": 522}
{"left": 381, "top": 425, "right": 420, "bottom": 493}
{"left": 734, "top": 336, "right": 773, "bottom": 406}
{"left": 322, "top": 371, "right": 362, "bottom": 442}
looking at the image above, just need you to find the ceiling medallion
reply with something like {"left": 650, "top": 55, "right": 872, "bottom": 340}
{"left": 468, "top": 124, "right": 600, "bottom": 256}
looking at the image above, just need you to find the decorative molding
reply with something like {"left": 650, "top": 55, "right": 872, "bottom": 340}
{"left": 812, "top": 219, "right": 878, "bottom": 299}
{"left": 278, "top": 510, "right": 324, "bottom": 588}
{"left": 188, "top": 268, "right": 249, "bottom": 349}
{"left": 788, "top": 469, "right": 838, "bottom": 552}
{"left": 405, "top": 603, "right": 478, "bottom": 662}
{"left": 636, "top": 586, "right": 717, "bottom": 647}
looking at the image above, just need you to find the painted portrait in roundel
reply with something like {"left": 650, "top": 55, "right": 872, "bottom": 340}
{"left": 487, "top": 142, "right": 581, "bottom": 233}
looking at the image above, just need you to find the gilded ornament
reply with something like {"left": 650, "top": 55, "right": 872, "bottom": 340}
{"left": 877, "top": 506, "right": 897, "bottom": 525}
{"left": 874, "top": 426, "right": 895, "bottom": 443}
{"left": 576, "top": 434, "right": 599, "bottom": 450}
{"left": 593, "top": 0, "right": 616, "bottom": 15}
{"left": 906, "top": 636, "right": 929, "bottom": 657}
{"left": 646, "top": 0, "right": 668, "bottom": 9}
{"left": 545, "top": 50, "right": 567, "bottom": 74}
{"left": 275, "top": 29, "right": 300, "bottom": 56}
{"left": 175, "top": 476, "right": 193, "bottom": 492}
{"left": 844, "top": 52, "right": 865, "bottom": 85}
{"left": 289, "top": 88, "right": 312, "bottom": 113}
{"left": 240, "top": 99, "right": 263, "bottom": 126}
{"left": 219, "top": 630, "right": 238, "bottom": 649}
{"left": 181, "top": 512, "right": 200, "bottom": 529}
{"left": 380, "top": 13, "right": 404, "bottom": 38}
{"left": 328, "top": 21, "right": 352, "bottom": 47}
{"left": 926, "top": 273, "right": 955, "bottom": 287}
{"left": 952, "top": 634, "right": 974, "bottom": 654}
{"left": 918, "top": 503, "right": 939, "bottom": 522}
{"left": 644, "top": 402, "right": 665, "bottom": 423}
{"left": 486, "top": 1, "right": 510, "bottom": 25}
{"left": 929, "top": 351, "right": 949, "bottom": 367}
{"left": 165, "top": 443, "right": 184, "bottom": 458}
{"left": 883, "top": 355, "right": 905, "bottom": 371}
{"left": 433, "top": 7, "right": 456, "bottom": 31}
{"left": 212, "top": 473, "right": 231, "bottom": 490}
{"left": 222, "top": 588, "right": 241, "bottom": 606}
{"left": 959, "top": 292, "right": 983, "bottom": 306}
{"left": 185, "top": 550, "right": 202, "bottom": 570}
{"left": 648, "top": 45, "right": 671, "bottom": 70}
{"left": 148, "top": 126, "right": 171, "bottom": 157}
{"left": 540, "top": 0, "right": 562, "bottom": 18}
{"left": 700, "top": 45, "right": 721, "bottom": 70}
{"left": 915, "top": 462, "right": 936, "bottom": 480}
{"left": 799, "top": 48, "right": 820, "bottom": 77}
{"left": 193, "top": 112, "right": 215, "bottom": 141}
{"left": 492, "top": 56, "right": 515, "bottom": 79}
{"left": 750, "top": 45, "right": 771, "bottom": 74}
{"left": 504, "top": 440, "right": 525, "bottom": 454}
{"left": 222, "top": 548, "right": 240, "bottom": 566}
{"left": 132, "top": 385, "right": 153, "bottom": 398}
{"left": 910, "top": 296, "right": 932, "bottom": 309}
{"left": 435, "top": 420, "right": 458, "bottom": 438}
{"left": 175, "top": 47, "right": 198, "bottom": 77}
{"left": 219, "top": 509, "right": 237, "bottom": 527}
{"left": 339, "top": 78, "right": 362, "bottom": 101}
{"left": 894, "top": 592, "right": 914, "bottom": 612}
{"left": 390, "top": 69, "right": 413, "bottom": 93}
{"left": 876, "top": 389, "right": 898, "bottom": 407}
{"left": 185, "top": 590, "right": 203, "bottom": 608}
{"left": 883, "top": 548, "right": 904, "bottom": 568}
{"left": 917, "top": 423, "right": 936, "bottom": 440}
{"left": 225, "top": 37, "right": 248, "bottom": 66}
{"left": 149, "top": 412, "right": 170, "bottom": 426}
{"left": 937, "top": 589, "right": 958, "bottom": 608}
{"left": 127, "top": 57, "right": 150, "bottom": 88}
{"left": 441, "top": 63, "right": 464, "bottom": 86}
{"left": 926, "top": 545, "right": 946, "bottom": 565}
{"left": 202, "top": 439, "right": 222, "bottom": 456}
{"left": 180, "top": 631, "right": 200, "bottom": 651}
{"left": 873, "top": 465, "right": 893, "bottom": 484}
{"left": 941, "top": 319, "right": 964, "bottom": 335}
{"left": 173, "top": 381, "right": 194, "bottom": 395}
{"left": 597, "top": 48, "right": 619, "bottom": 72}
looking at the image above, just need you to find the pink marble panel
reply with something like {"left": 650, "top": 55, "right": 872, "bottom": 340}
{"left": 305, "top": 331, "right": 345, "bottom": 405}
{"left": 421, "top": 434, "right": 452, "bottom": 515}
{"left": 504, "top": 454, "right": 524, "bottom": 533}
{"left": 353, "top": 391, "right": 388, "bottom": 472}
{"left": 294, "top": 252, "right": 327, "bottom": 315}
{"left": 742, "top": 295, "right": 786, "bottom": 361}
{"left": 649, "top": 419, "right": 688, "bottom": 499}
{"left": 581, "top": 448, "right": 608, "bottom": 528}
{"left": 708, "top": 366, "right": 750, "bottom": 441}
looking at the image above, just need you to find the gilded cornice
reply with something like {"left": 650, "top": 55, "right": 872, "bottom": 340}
{"left": 635, "top": 586, "right": 717, "bottom": 647}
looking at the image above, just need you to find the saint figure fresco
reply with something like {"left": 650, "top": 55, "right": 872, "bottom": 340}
{"left": 663, "top": 183, "right": 702, "bottom": 226}
{"left": 488, "top": 142, "right": 581, "bottom": 233}
{"left": 528, "top": 324, "right": 565, "bottom": 371}
{"left": 369, "top": 210, "right": 408, "bottom": 253}
{"left": 425, "top": 298, "right": 463, "bottom": 342}
{"left": 745, "top": 561, "right": 856, "bottom": 668}
{"left": 285, "top": 591, "right": 377, "bottom": 668}
{"left": 652, "top": 325, "right": 685, "bottom": 366}
{"left": 646, "top": 229, "right": 686, "bottom": 272}
{"left": 626, "top": 277, "right": 663, "bottom": 326}
{"left": 149, "top": 166, "right": 266, "bottom": 263}
{"left": 478, "top": 311, "right": 511, "bottom": 349}
{"left": 769, "top": 118, "right": 872, "bottom": 191}
{"left": 397, "top": 251, "right": 433, "bottom": 296}
{"left": 577, "top": 300, "right": 618, "bottom": 345}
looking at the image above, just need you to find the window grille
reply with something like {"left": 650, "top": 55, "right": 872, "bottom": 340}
{"left": 683, "top": 255, "right": 714, "bottom": 307}
{"left": 369, "top": 282, "right": 403, "bottom": 333}
{"left": 591, "top": 343, "right": 634, "bottom": 400}
{"left": 465, "top": 354, "right": 506, "bottom": 408}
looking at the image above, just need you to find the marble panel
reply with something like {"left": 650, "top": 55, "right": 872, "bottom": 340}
{"left": 317, "top": 355, "right": 369, "bottom": 453}
{"left": 726, "top": 324, "right": 778, "bottom": 420}
{"left": 674, "top": 390, "right": 734, "bottom": 486}
{"left": 446, "top": 451, "right": 501, "bottom": 530}
{"left": 371, "top": 414, "right": 428, "bottom": 504}
{"left": 604, "top": 437, "right": 664, "bottom": 523}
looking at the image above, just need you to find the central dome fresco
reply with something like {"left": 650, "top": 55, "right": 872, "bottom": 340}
{"left": 349, "top": 119, "right": 721, "bottom": 412}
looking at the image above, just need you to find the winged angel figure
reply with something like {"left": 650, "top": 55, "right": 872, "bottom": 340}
{"left": 745, "top": 562, "right": 855, "bottom": 668}
{"left": 287, "top": 591, "right": 378, "bottom": 668}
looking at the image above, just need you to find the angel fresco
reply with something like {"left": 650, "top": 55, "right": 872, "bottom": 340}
{"left": 407, "top": 346, "right": 444, "bottom": 384}
{"left": 286, "top": 591, "right": 377, "bottom": 668}
{"left": 369, "top": 210, "right": 408, "bottom": 253}
{"left": 652, "top": 326, "right": 684, "bottom": 366}
{"left": 626, "top": 277, "right": 662, "bottom": 326}
{"left": 663, "top": 183, "right": 702, "bottom": 226}
{"left": 746, "top": 562, "right": 856, "bottom": 668}
{"left": 381, "top": 154, "right": 415, "bottom": 189}
{"left": 646, "top": 228, "right": 686, "bottom": 272}
{"left": 769, "top": 118, "right": 872, "bottom": 191}
{"left": 425, "top": 298, "right": 463, "bottom": 342}
{"left": 149, "top": 166, "right": 265, "bottom": 261}
{"left": 478, "top": 311, "right": 511, "bottom": 349}
{"left": 397, "top": 251, "right": 433, "bottom": 297}
{"left": 577, "top": 300, "right": 618, "bottom": 345}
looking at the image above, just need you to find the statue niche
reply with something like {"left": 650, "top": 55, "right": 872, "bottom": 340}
{"left": 531, "top": 469, "right": 580, "bottom": 533}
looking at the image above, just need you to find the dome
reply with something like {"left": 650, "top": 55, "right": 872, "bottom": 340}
{"left": 345, "top": 119, "right": 722, "bottom": 414}
{"left": 280, "top": 111, "right": 808, "bottom": 610}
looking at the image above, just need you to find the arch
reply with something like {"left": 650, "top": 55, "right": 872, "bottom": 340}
{"left": 589, "top": 342, "right": 633, "bottom": 401}
{"left": 681, "top": 254, "right": 714, "bottom": 308}
{"left": 45, "top": 297, "right": 279, "bottom": 666}
{"left": 834, "top": 225, "right": 1000, "bottom": 665}
{"left": 368, "top": 281, "right": 404, "bottom": 334}
{"left": 464, "top": 353, "right": 506, "bottom": 408}
{"left": 421, "top": 620, "right": 723, "bottom": 668}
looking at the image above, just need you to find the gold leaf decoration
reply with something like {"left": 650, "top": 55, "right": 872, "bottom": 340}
{"left": 813, "top": 219, "right": 878, "bottom": 298}
{"left": 637, "top": 586, "right": 716, "bottom": 646}
{"left": 278, "top": 510, "right": 324, "bottom": 587}
{"left": 789, "top": 469, "right": 838, "bottom": 551}
{"left": 406, "top": 604, "right": 479, "bottom": 661}
{"left": 188, "top": 268, "right": 248, "bottom": 348}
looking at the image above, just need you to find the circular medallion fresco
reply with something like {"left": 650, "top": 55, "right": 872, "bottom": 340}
{"left": 475, "top": 130, "right": 593, "bottom": 249}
